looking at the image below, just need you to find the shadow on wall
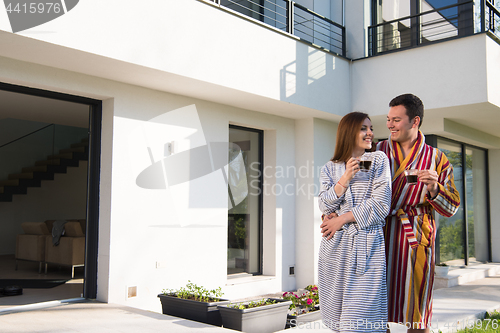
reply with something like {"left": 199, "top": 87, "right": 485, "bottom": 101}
{"left": 280, "top": 43, "right": 348, "bottom": 114}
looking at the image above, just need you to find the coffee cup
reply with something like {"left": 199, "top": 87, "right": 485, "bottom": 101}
{"left": 404, "top": 169, "right": 419, "bottom": 185}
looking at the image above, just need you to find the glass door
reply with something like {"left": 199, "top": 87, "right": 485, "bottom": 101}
{"left": 465, "top": 147, "right": 489, "bottom": 265}
{"left": 227, "top": 125, "right": 263, "bottom": 276}
{"left": 436, "top": 139, "right": 464, "bottom": 266}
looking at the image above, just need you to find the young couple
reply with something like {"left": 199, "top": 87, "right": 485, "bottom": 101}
{"left": 318, "top": 94, "right": 461, "bottom": 333}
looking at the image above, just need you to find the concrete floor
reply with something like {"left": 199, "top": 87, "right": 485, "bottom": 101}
{"left": 1, "top": 264, "right": 499, "bottom": 333}
{"left": 0, "top": 254, "right": 84, "bottom": 309}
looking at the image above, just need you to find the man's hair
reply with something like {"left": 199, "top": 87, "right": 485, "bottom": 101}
{"left": 331, "top": 112, "right": 370, "bottom": 163}
{"left": 389, "top": 93, "right": 424, "bottom": 128}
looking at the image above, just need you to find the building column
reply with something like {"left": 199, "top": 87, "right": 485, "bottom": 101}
{"left": 295, "top": 118, "right": 337, "bottom": 288}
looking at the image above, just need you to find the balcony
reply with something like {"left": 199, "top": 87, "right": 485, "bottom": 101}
{"left": 205, "top": 0, "right": 346, "bottom": 57}
{"left": 368, "top": 0, "right": 500, "bottom": 56}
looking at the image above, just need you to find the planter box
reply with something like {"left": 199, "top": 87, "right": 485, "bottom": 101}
{"left": 218, "top": 298, "right": 292, "bottom": 333}
{"left": 286, "top": 307, "right": 321, "bottom": 328}
{"left": 158, "top": 293, "right": 230, "bottom": 326}
{"left": 435, "top": 265, "right": 450, "bottom": 277}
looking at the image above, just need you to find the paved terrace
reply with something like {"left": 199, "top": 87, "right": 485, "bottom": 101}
{"left": 1, "top": 264, "right": 499, "bottom": 333}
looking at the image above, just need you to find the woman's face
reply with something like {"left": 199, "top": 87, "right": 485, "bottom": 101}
{"left": 356, "top": 118, "right": 373, "bottom": 151}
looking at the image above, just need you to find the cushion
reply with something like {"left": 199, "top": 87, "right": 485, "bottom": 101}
{"left": 64, "top": 221, "right": 85, "bottom": 237}
{"left": 21, "top": 222, "right": 50, "bottom": 235}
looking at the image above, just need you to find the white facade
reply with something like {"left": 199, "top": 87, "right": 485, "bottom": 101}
{"left": 0, "top": 0, "right": 499, "bottom": 314}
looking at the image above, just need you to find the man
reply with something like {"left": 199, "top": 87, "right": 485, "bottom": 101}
{"left": 378, "top": 93, "right": 460, "bottom": 332}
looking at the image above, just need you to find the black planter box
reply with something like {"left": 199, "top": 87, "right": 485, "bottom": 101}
{"left": 158, "top": 293, "right": 230, "bottom": 326}
{"left": 217, "top": 298, "right": 292, "bottom": 333}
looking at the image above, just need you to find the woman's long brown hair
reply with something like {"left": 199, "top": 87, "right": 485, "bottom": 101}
{"left": 331, "top": 112, "right": 370, "bottom": 163}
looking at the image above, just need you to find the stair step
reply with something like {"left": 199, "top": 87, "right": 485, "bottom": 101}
{"left": 8, "top": 173, "right": 33, "bottom": 180}
{"left": 0, "top": 193, "right": 13, "bottom": 202}
{"left": 0, "top": 179, "right": 19, "bottom": 186}
{"left": 1, "top": 185, "right": 27, "bottom": 195}
{"left": 22, "top": 165, "right": 47, "bottom": 173}
{"left": 71, "top": 142, "right": 89, "bottom": 148}
{"left": 60, "top": 147, "right": 86, "bottom": 154}
{"left": 36, "top": 159, "right": 61, "bottom": 166}
{"left": 48, "top": 153, "right": 74, "bottom": 160}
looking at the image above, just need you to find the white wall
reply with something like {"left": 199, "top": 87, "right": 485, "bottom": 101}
{"left": 0, "top": 51, "right": 302, "bottom": 312}
{"left": 294, "top": 118, "right": 314, "bottom": 288}
{"left": 294, "top": 118, "right": 337, "bottom": 288}
{"left": 486, "top": 36, "right": 500, "bottom": 108}
{"left": 344, "top": 0, "right": 370, "bottom": 59}
{"left": 351, "top": 34, "right": 489, "bottom": 118}
{"left": 0, "top": 161, "right": 88, "bottom": 255}
{"left": 0, "top": 0, "right": 351, "bottom": 118}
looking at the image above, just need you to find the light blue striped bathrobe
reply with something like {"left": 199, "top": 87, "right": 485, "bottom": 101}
{"left": 318, "top": 151, "right": 391, "bottom": 333}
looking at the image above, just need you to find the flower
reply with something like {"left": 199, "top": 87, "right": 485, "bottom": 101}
{"left": 282, "top": 285, "right": 320, "bottom": 315}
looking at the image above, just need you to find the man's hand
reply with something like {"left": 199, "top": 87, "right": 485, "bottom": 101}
{"left": 418, "top": 170, "right": 439, "bottom": 198}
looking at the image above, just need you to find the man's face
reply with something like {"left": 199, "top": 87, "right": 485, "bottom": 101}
{"left": 386, "top": 104, "right": 418, "bottom": 144}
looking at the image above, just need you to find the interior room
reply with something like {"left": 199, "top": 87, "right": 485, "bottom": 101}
{"left": 0, "top": 88, "right": 90, "bottom": 309}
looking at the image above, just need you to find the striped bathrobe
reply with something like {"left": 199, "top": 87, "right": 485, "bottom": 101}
{"left": 377, "top": 131, "right": 460, "bottom": 329}
{"left": 318, "top": 151, "right": 391, "bottom": 333}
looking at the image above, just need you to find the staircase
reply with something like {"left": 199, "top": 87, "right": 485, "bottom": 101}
{"left": 0, "top": 138, "right": 89, "bottom": 202}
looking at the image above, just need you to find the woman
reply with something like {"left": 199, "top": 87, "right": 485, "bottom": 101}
{"left": 318, "top": 112, "right": 391, "bottom": 333}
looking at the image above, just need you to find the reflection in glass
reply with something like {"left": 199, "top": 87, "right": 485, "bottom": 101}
{"left": 466, "top": 147, "right": 489, "bottom": 264}
{"left": 436, "top": 139, "right": 464, "bottom": 265}
{"left": 227, "top": 127, "right": 262, "bottom": 275}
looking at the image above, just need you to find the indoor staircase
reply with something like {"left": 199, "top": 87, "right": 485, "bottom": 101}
{"left": 0, "top": 137, "right": 89, "bottom": 202}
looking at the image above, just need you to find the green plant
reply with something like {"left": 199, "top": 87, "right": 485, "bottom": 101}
{"left": 282, "top": 285, "right": 319, "bottom": 315}
{"left": 229, "top": 298, "right": 278, "bottom": 309}
{"left": 436, "top": 262, "right": 448, "bottom": 266}
{"left": 162, "top": 280, "right": 223, "bottom": 302}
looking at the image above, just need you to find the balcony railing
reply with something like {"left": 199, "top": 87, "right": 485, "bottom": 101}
{"left": 206, "top": 0, "right": 345, "bottom": 57}
{"left": 369, "top": 0, "right": 500, "bottom": 56}
{"left": 369, "top": 1, "right": 476, "bottom": 56}
{"left": 485, "top": 0, "right": 500, "bottom": 40}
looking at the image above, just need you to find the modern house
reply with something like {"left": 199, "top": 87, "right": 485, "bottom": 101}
{"left": 0, "top": 0, "right": 498, "bottom": 314}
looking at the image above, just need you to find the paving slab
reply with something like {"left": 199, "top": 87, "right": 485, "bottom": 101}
{"left": 0, "top": 272, "right": 499, "bottom": 333}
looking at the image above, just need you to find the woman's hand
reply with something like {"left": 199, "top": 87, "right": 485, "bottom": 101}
{"left": 342, "top": 157, "right": 360, "bottom": 183}
{"left": 320, "top": 214, "right": 344, "bottom": 240}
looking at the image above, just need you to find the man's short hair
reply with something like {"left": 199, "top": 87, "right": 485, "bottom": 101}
{"left": 389, "top": 93, "right": 424, "bottom": 128}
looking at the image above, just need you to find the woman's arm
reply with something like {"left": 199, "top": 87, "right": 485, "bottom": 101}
{"left": 318, "top": 162, "right": 345, "bottom": 214}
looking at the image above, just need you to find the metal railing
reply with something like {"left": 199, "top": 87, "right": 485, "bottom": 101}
{"left": 293, "top": 3, "right": 345, "bottom": 56}
{"left": 207, "top": 0, "right": 345, "bottom": 56}
{"left": 369, "top": 1, "right": 475, "bottom": 56}
{"left": 369, "top": 0, "right": 500, "bottom": 56}
{"left": 485, "top": 0, "right": 500, "bottom": 39}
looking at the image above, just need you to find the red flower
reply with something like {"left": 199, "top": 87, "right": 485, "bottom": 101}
{"left": 307, "top": 299, "right": 313, "bottom": 305}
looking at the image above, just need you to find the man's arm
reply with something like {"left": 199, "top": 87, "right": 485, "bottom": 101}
{"left": 425, "top": 150, "right": 461, "bottom": 217}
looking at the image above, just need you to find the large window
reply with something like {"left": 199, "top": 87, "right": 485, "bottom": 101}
{"left": 227, "top": 125, "right": 263, "bottom": 275}
{"left": 435, "top": 137, "right": 490, "bottom": 266}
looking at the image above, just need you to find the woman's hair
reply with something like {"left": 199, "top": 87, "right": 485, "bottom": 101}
{"left": 331, "top": 111, "right": 370, "bottom": 163}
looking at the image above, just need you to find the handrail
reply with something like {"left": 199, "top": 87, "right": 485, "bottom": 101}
{"left": 204, "top": 0, "right": 346, "bottom": 57}
{"left": 0, "top": 124, "right": 53, "bottom": 148}
{"left": 293, "top": 2, "right": 344, "bottom": 30}
{"left": 485, "top": 0, "right": 500, "bottom": 37}
{"left": 368, "top": 0, "right": 473, "bottom": 29}
{"left": 487, "top": 1, "right": 500, "bottom": 17}
{"left": 368, "top": 0, "right": 478, "bottom": 56}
